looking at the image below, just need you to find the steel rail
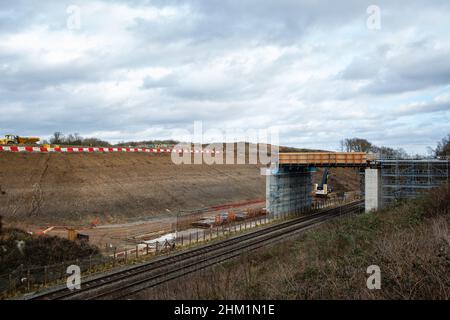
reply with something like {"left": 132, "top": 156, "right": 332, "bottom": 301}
{"left": 91, "top": 202, "right": 363, "bottom": 300}
{"left": 26, "top": 201, "right": 363, "bottom": 300}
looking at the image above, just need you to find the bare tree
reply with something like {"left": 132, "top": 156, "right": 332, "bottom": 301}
{"left": 50, "top": 131, "right": 64, "bottom": 144}
{"left": 341, "top": 137, "right": 409, "bottom": 159}
{"left": 341, "top": 138, "right": 373, "bottom": 152}
{"left": 435, "top": 134, "right": 450, "bottom": 157}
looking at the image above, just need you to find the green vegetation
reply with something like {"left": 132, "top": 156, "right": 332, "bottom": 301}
{"left": 0, "top": 228, "right": 99, "bottom": 275}
{"left": 140, "top": 185, "right": 450, "bottom": 299}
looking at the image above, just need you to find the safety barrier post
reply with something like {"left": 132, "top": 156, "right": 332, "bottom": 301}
{"left": 27, "top": 268, "right": 30, "bottom": 291}
{"left": 44, "top": 266, "right": 48, "bottom": 286}
{"left": 135, "top": 245, "right": 139, "bottom": 258}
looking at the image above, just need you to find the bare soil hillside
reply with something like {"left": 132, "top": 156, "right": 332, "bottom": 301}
{"left": 0, "top": 153, "right": 360, "bottom": 225}
{"left": 0, "top": 153, "right": 265, "bottom": 224}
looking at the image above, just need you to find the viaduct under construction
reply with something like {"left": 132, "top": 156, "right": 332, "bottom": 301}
{"left": 266, "top": 152, "right": 450, "bottom": 215}
{"left": 0, "top": 146, "right": 448, "bottom": 214}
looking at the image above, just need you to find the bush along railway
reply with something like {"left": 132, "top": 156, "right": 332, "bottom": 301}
{"left": 24, "top": 200, "right": 364, "bottom": 300}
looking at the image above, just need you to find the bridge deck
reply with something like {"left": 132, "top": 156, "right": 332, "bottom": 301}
{"left": 278, "top": 152, "right": 369, "bottom": 167}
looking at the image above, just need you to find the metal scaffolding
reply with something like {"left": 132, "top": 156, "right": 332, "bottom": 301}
{"left": 379, "top": 160, "right": 449, "bottom": 205}
{"left": 266, "top": 165, "right": 313, "bottom": 215}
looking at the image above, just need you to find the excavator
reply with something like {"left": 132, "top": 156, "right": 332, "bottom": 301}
{"left": 0, "top": 134, "right": 40, "bottom": 145}
{"left": 314, "top": 168, "right": 332, "bottom": 197}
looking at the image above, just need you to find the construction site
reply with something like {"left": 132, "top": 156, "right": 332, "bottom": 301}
{"left": 0, "top": 137, "right": 449, "bottom": 299}
{"left": 1, "top": 142, "right": 448, "bottom": 244}
{"left": 2, "top": 0, "right": 450, "bottom": 308}
{"left": 0, "top": 145, "right": 361, "bottom": 247}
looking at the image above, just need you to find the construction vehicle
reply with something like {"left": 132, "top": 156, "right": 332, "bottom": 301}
{"left": 67, "top": 228, "right": 89, "bottom": 242}
{"left": 314, "top": 168, "right": 332, "bottom": 197}
{"left": 0, "top": 134, "right": 40, "bottom": 145}
{"left": 36, "top": 218, "right": 100, "bottom": 242}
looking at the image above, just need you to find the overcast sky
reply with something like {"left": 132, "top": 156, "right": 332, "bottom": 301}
{"left": 1, "top": 0, "right": 450, "bottom": 153}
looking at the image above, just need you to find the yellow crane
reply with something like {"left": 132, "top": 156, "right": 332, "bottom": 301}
{"left": 0, "top": 134, "right": 40, "bottom": 145}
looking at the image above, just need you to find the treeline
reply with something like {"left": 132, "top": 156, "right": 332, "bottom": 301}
{"left": 340, "top": 137, "right": 408, "bottom": 159}
{"left": 42, "top": 132, "right": 450, "bottom": 157}
{"left": 115, "top": 139, "right": 179, "bottom": 147}
{"left": 43, "top": 132, "right": 111, "bottom": 147}
{"left": 435, "top": 134, "right": 450, "bottom": 157}
{"left": 42, "top": 132, "right": 178, "bottom": 148}
{"left": 340, "top": 134, "right": 450, "bottom": 158}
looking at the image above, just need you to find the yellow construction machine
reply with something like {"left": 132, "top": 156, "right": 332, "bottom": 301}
{"left": 0, "top": 134, "right": 40, "bottom": 145}
{"left": 313, "top": 168, "right": 332, "bottom": 197}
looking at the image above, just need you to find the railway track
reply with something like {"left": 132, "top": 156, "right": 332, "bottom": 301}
{"left": 26, "top": 200, "right": 363, "bottom": 300}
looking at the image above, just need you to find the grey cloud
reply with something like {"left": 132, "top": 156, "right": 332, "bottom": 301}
{"left": 142, "top": 74, "right": 178, "bottom": 89}
{"left": 0, "top": 61, "right": 103, "bottom": 92}
{"left": 0, "top": 0, "right": 74, "bottom": 34}
{"left": 395, "top": 96, "right": 450, "bottom": 116}
{"left": 338, "top": 56, "right": 383, "bottom": 81}
{"left": 360, "top": 46, "right": 450, "bottom": 95}
{"left": 335, "top": 34, "right": 450, "bottom": 95}
{"left": 2, "top": 0, "right": 450, "bottom": 154}
{"left": 128, "top": 0, "right": 368, "bottom": 47}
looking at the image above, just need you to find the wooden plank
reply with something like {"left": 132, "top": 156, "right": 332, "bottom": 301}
{"left": 278, "top": 152, "right": 367, "bottom": 165}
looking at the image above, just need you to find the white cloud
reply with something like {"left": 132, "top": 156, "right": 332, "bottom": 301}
{"left": 1, "top": 0, "right": 450, "bottom": 153}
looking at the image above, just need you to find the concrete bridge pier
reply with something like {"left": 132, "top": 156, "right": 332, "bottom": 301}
{"left": 266, "top": 153, "right": 450, "bottom": 215}
{"left": 364, "top": 168, "right": 382, "bottom": 212}
{"left": 266, "top": 166, "right": 313, "bottom": 216}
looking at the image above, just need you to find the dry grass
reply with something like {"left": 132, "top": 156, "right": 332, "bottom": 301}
{"left": 136, "top": 186, "right": 450, "bottom": 300}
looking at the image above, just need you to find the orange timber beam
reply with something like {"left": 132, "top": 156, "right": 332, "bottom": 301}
{"left": 278, "top": 152, "right": 372, "bottom": 167}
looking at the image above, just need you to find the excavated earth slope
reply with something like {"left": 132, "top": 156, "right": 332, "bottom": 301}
{"left": 0, "top": 153, "right": 265, "bottom": 224}
{"left": 0, "top": 152, "right": 360, "bottom": 225}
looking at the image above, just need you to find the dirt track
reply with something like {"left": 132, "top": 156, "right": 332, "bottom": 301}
{"left": 0, "top": 153, "right": 265, "bottom": 225}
